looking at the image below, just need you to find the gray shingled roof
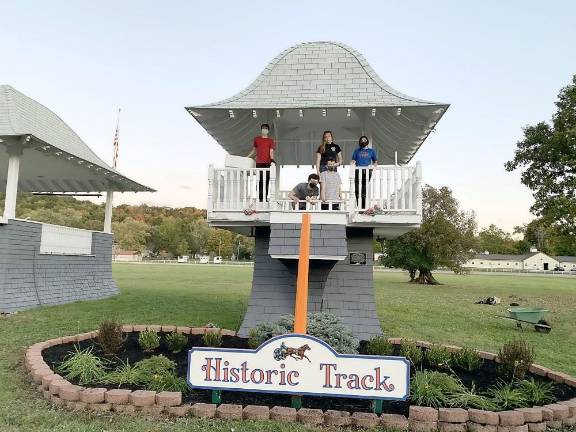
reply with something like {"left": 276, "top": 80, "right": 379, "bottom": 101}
{"left": 0, "top": 85, "right": 153, "bottom": 192}
{"left": 472, "top": 252, "right": 540, "bottom": 261}
{"left": 555, "top": 256, "right": 576, "bottom": 263}
{"left": 186, "top": 41, "right": 449, "bottom": 165}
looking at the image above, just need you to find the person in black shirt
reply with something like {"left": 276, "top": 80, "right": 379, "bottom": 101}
{"left": 315, "top": 130, "right": 342, "bottom": 175}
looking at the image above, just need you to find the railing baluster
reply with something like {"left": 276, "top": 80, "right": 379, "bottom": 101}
{"left": 393, "top": 167, "right": 398, "bottom": 209}
{"left": 386, "top": 168, "right": 391, "bottom": 210}
{"left": 401, "top": 167, "right": 406, "bottom": 209}
{"left": 408, "top": 167, "right": 413, "bottom": 210}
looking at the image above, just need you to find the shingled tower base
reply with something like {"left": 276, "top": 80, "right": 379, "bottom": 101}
{"left": 238, "top": 226, "right": 383, "bottom": 341}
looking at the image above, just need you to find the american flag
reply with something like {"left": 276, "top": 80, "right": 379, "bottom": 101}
{"left": 112, "top": 108, "right": 121, "bottom": 169}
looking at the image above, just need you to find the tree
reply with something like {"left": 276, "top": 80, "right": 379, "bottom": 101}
{"left": 477, "top": 224, "right": 518, "bottom": 254}
{"left": 150, "top": 216, "right": 189, "bottom": 257}
{"left": 505, "top": 75, "right": 576, "bottom": 236}
{"left": 206, "top": 229, "right": 234, "bottom": 258}
{"left": 515, "top": 218, "right": 576, "bottom": 256}
{"left": 112, "top": 218, "right": 150, "bottom": 253}
{"left": 382, "top": 185, "right": 477, "bottom": 284}
{"left": 187, "top": 218, "right": 210, "bottom": 258}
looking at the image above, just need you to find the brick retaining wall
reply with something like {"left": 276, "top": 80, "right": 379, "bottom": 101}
{"left": 25, "top": 327, "right": 576, "bottom": 429}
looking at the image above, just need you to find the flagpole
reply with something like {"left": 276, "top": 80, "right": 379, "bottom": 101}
{"left": 104, "top": 108, "right": 121, "bottom": 234}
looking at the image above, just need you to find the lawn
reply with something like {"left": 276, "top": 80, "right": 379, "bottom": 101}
{"left": 1, "top": 264, "right": 575, "bottom": 431}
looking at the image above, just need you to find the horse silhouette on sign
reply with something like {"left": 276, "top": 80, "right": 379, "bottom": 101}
{"left": 273, "top": 342, "right": 311, "bottom": 363}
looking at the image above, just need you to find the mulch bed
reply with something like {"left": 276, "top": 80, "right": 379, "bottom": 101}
{"left": 42, "top": 333, "right": 576, "bottom": 414}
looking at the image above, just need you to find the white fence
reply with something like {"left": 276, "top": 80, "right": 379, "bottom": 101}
{"left": 40, "top": 223, "right": 93, "bottom": 255}
{"left": 207, "top": 163, "right": 422, "bottom": 214}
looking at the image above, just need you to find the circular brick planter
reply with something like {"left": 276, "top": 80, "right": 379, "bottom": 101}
{"left": 26, "top": 327, "right": 576, "bottom": 429}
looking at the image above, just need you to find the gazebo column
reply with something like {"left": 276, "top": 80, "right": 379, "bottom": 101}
{"left": 103, "top": 191, "right": 114, "bottom": 233}
{"left": 2, "top": 143, "right": 23, "bottom": 221}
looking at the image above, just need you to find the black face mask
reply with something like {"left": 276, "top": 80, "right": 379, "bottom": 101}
{"left": 359, "top": 141, "right": 368, "bottom": 148}
{"left": 328, "top": 166, "right": 337, "bottom": 171}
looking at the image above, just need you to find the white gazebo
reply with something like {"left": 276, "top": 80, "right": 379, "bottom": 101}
{"left": 186, "top": 41, "right": 450, "bottom": 340}
{"left": 0, "top": 85, "right": 153, "bottom": 313}
{"left": 187, "top": 41, "right": 448, "bottom": 167}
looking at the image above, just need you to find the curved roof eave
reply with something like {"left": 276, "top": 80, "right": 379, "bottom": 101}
{"left": 187, "top": 41, "right": 448, "bottom": 110}
{"left": 0, "top": 85, "right": 154, "bottom": 193}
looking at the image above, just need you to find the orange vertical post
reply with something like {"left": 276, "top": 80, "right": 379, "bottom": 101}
{"left": 293, "top": 213, "right": 311, "bottom": 334}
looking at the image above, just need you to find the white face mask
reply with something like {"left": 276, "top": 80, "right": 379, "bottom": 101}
{"left": 261, "top": 128, "right": 269, "bottom": 136}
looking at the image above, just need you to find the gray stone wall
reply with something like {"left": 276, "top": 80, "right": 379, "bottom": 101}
{"left": 238, "top": 226, "right": 383, "bottom": 341}
{"left": 269, "top": 223, "right": 347, "bottom": 258}
{"left": 0, "top": 219, "right": 118, "bottom": 313}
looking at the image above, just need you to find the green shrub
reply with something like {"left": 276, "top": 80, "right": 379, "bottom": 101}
{"left": 103, "top": 360, "right": 142, "bottom": 387}
{"left": 248, "top": 313, "right": 359, "bottom": 354}
{"left": 517, "top": 378, "right": 555, "bottom": 405}
{"left": 165, "top": 332, "right": 188, "bottom": 353}
{"left": 202, "top": 329, "right": 222, "bottom": 347}
{"left": 452, "top": 347, "right": 483, "bottom": 372}
{"left": 145, "top": 372, "right": 189, "bottom": 393}
{"left": 426, "top": 345, "right": 452, "bottom": 369}
{"left": 138, "top": 330, "right": 160, "bottom": 352}
{"left": 448, "top": 384, "right": 498, "bottom": 410}
{"left": 486, "top": 382, "right": 528, "bottom": 410}
{"left": 306, "top": 313, "right": 359, "bottom": 354}
{"left": 56, "top": 346, "right": 107, "bottom": 385}
{"left": 410, "top": 371, "right": 463, "bottom": 408}
{"left": 367, "top": 336, "right": 394, "bottom": 356}
{"left": 135, "top": 355, "right": 176, "bottom": 376}
{"left": 400, "top": 340, "right": 423, "bottom": 366}
{"left": 498, "top": 339, "right": 534, "bottom": 380}
{"left": 248, "top": 322, "right": 285, "bottom": 349}
{"left": 97, "top": 319, "right": 124, "bottom": 356}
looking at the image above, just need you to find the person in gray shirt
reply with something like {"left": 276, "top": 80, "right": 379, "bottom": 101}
{"left": 288, "top": 174, "right": 320, "bottom": 210}
{"left": 320, "top": 158, "right": 341, "bottom": 210}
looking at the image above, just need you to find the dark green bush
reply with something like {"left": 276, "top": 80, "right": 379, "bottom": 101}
{"left": 497, "top": 339, "right": 534, "bottom": 380}
{"left": 145, "top": 372, "right": 189, "bottom": 393}
{"left": 248, "top": 313, "right": 359, "bottom": 354}
{"left": 410, "top": 371, "right": 463, "bottom": 408}
{"left": 248, "top": 322, "right": 285, "bottom": 349}
{"left": 426, "top": 345, "right": 452, "bottom": 369}
{"left": 452, "top": 347, "right": 483, "bottom": 372}
{"left": 97, "top": 319, "right": 124, "bottom": 356}
{"left": 448, "top": 384, "right": 498, "bottom": 410}
{"left": 103, "top": 360, "right": 141, "bottom": 387}
{"left": 486, "top": 382, "right": 528, "bottom": 410}
{"left": 517, "top": 378, "right": 555, "bottom": 405}
{"left": 165, "top": 332, "right": 188, "bottom": 353}
{"left": 367, "top": 336, "right": 394, "bottom": 356}
{"left": 56, "top": 346, "right": 107, "bottom": 385}
{"left": 400, "top": 340, "right": 423, "bottom": 366}
{"left": 138, "top": 330, "right": 160, "bottom": 352}
{"left": 202, "top": 329, "right": 222, "bottom": 347}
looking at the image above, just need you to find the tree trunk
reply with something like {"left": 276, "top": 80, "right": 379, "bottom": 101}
{"left": 414, "top": 269, "right": 441, "bottom": 285}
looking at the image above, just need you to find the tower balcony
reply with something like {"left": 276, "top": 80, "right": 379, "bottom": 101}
{"left": 207, "top": 162, "right": 422, "bottom": 238}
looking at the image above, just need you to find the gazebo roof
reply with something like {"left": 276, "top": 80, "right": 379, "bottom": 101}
{"left": 186, "top": 41, "right": 449, "bottom": 165}
{"left": 0, "top": 85, "right": 153, "bottom": 193}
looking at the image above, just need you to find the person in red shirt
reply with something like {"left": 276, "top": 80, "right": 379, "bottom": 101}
{"left": 247, "top": 124, "right": 275, "bottom": 202}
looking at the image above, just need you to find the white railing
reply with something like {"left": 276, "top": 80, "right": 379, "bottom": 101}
{"left": 207, "top": 162, "right": 422, "bottom": 216}
{"left": 40, "top": 223, "right": 93, "bottom": 255}
{"left": 348, "top": 163, "right": 422, "bottom": 213}
{"left": 208, "top": 165, "right": 277, "bottom": 211}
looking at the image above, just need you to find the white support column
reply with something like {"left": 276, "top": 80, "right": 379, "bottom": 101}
{"left": 348, "top": 164, "right": 356, "bottom": 212}
{"left": 3, "top": 143, "right": 23, "bottom": 221}
{"left": 415, "top": 161, "right": 423, "bottom": 216}
{"left": 104, "top": 191, "right": 114, "bottom": 234}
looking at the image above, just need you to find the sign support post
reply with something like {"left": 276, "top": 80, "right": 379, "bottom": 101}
{"left": 291, "top": 212, "right": 311, "bottom": 409}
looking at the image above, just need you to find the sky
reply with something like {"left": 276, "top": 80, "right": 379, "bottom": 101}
{"left": 2, "top": 1, "right": 575, "bottom": 232}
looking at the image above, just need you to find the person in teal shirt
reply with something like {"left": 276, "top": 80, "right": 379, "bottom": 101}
{"left": 351, "top": 136, "right": 378, "bottom": 208}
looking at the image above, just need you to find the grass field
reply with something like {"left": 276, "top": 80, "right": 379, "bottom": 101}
{"left": 1, "top": 264, "right": 575, "bottom": 431}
